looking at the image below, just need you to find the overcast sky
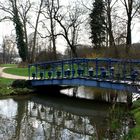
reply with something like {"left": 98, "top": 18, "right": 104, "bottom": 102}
{"left": 0, "top": 0, "right": 140, "bottom": 53}
{"left": 0, "top": 0, "right": 92, "bottom": 53}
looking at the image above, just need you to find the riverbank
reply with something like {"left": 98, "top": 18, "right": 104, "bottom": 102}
{"left": 0, "top": 78, "right": 33, "bottom": 96}
{"left": 0, "top": 66, "right": 31, "bottom": 96}
{"left": 124, "top": 99, "right": 140, "bottom": 140}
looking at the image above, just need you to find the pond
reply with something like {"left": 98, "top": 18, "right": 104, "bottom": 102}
{"left": 0, "top": 87, "right": 137, "bottom": 140}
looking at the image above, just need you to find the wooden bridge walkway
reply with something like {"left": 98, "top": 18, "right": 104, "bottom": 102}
{"left": 28, "top": 58, "right": 140, "bottom": 93}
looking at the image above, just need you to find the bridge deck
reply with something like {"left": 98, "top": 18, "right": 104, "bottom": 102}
{"left": 28, "top": 58, "right": 140, "bottom": 92}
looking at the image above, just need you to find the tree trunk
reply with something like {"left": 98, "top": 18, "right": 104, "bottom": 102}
{"left": 70, "top": 44, "right": 78, "bottom": 58}
{"left": 125, "top": 16, "right": 132, "bottom": 54}
{"left": 126, "top": 16, "right": 132, "bottom": 45}
{"left": 23, "top": 20, "right": 29, "bottom": 61}
{"left": 50, "top": 15, "right": 57, "bottom": 60}
{"left": 106, "top": 0, "right": 115, "bottom": 47}
{"left": 124, "top": 0, "right": 133, "bottom": 54}
{"left": 31, "top": 0, "right": 43, "bottom": 63}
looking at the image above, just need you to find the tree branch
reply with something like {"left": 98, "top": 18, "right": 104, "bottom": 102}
{"left": 0, "top": 16, "right": 13, "bottom": 22}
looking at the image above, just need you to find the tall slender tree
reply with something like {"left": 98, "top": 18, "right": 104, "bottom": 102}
{"left": 121, "top": 0, "right": 140, "bottom": 52}
{"left": 12, "top": 0, "right": 28, "bottom": 62}
{"left": 105, "top": 0, "right": 116, "bottom": 47}
{"left": 0, "top": 0, "right": 28, "bottom": 62}
{"left": 41, "top": 0, "right": 58, "bottom": 60}
{"left": 89, "top": 0, "right": 106, "bottom": 48}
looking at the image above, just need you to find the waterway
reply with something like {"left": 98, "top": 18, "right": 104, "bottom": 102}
{"left": 0, "top": 86, "right": 138, "bottom": 140}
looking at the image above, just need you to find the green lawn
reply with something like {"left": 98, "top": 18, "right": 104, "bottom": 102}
{"left": 0, "top": 77, "right": 32, "bottom": 96}
{"left": 129, "top": 100, "right": 140, "bottom": 140}
{"left": 0, "top": 77, "right": 14, "bottom": 85}
{"left": 3, "top": 67, "right": 29, "bottom": 76}
{"left": 0, "top": 64, "right": 17, "bottom": 67}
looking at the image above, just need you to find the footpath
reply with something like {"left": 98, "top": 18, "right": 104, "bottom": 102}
{"left": 0, "top": 67, "right": 28, "bottom": 80}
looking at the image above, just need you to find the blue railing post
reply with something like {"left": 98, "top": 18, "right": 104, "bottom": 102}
{"left": 122, "top": 61, "right": 126, "bottom": 80}
{"left": 61, "top": 61, "right": 64, "bottom": 78}
{"left": 52, "top": 63, "right": 55, "bottom": 78}
{"left": 43, "top": 64, "right": 46, "bottom": 79}
{"left": 108, "top": 58, "right": 112, "bottom": 78}
{"left": 35, "top": 64, "right": 38, "bottom": 79}
{"left": 72, "top": 59, "right": 74, "bottom": 78}
{"left": 86, "top": 59, "right": 89, "bottom": 77}
{"left": 28, "top": 65, "right": 30, "bottom": 80}
{"left": 83, "top": 58, "right": 86, "bottom": 77}
{"left": 95, "top": 58, "right": 98, "bottom": 78}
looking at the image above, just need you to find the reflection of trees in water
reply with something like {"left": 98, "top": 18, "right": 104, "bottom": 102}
{"left": 66, "top": 86, "right": 127, "bottom": 103}
{"left": 0, "top": 98, "right": 132, "bottom": 140}
{"left": 20, "top": 102, "right": 131, "bottom": 139}
{"left": 15, "top": 99, "right": 26, "bottom": 139}
{"left": 0, "top": 116, "right": 16, "bottom": 139}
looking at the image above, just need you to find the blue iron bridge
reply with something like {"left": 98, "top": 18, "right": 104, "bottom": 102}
{"left": 28, "top": 58, "right": 140, "bottom": 92}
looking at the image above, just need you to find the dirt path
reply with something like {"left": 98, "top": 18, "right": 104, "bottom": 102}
{"left": 0, "top": 67, "right": 28, "bottom": 80}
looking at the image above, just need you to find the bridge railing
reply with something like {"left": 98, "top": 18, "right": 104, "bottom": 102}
{"left": 28, "top": 58, "right": 140, "bottom": 82}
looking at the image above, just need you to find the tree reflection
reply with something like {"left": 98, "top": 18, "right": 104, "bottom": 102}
{"left": 0, "top": 95, "right": 132, "bottom": 140}
{"left": 14, "top": 98, "right": 26, "bottom": 139}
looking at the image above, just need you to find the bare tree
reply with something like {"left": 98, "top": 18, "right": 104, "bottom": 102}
{"left": 30, "top": 0, "right": 44, "bottom": 62}
{"left": 0, "top": 0, "right": 29, "bottom": 62}
{"left": 105, "top": 0, "right": 118, "bottom": 47}
{"left": 1, "top": 36, "right": 17, "bottom": 63}
{"left": 54, "top": 1, "right": 86, "bottom": 58}
{"left": 40, "top": 0, "right": 59, "bottom": 60}
{"left": 0, "top": 0, "right": 45, "bottom": 63}
{"left": 121, "top": 0, "right": 140, "bottom": 47}
{"left": 0, "top": 0, "right": 28, "bottom": 62}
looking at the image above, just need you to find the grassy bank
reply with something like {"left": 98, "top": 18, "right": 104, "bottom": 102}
{"left": 124, "top": 100, "right": 140, "bottom": 140}
{"left": 0, "top": 77, "right": 33, "bottom": 96}
{"left": 0, "top": 77, "right": 14, "bottom": 85}
{"left": 0, "top": 78, "right": 14, "bottom": 96}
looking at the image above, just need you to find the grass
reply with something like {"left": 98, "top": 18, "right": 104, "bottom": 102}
{"left": 130, "top": 100, "right": 140, "bottom": 140}
{"left": 3, "top": 67, "right": 29, "bottom": 76}
{"left": 0, "top": 77, "right": 14, "bottom": 85}
{"left": 0, "top": 77, "right": 14, "bottom": 96}
{"left": 124, "top": 100, "right": 140, "bottom": 140}
{"left": 0, "top": 64, "right": 17, "bottom": 67}
{"left": 0, "top": 77, "right": 33, "bottom": 96}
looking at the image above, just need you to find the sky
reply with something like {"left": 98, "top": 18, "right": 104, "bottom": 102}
{"left": 0, "top": 0, "right": 92, "bottom": 53}
{"left": 0, "top": 0, "right": 140, "bottom": 53}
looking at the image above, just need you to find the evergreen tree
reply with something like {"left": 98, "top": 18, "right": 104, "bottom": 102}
{"left": 89, "top": 0, "right": 106, "bottom": 48}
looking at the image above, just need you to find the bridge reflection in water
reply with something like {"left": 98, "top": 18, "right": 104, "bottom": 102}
{"left": 0, "top": 89, "right": 136, "bottom": 139}
{"left": 29, "top": 58, "right": 140, "bottom": 92}
{"left": 22, "top": 95, "right": 132, "bottom": 139}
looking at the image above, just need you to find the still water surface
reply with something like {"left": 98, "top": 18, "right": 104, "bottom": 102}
{"left": 0, "top": 87, "right": 136, "bottom": 140}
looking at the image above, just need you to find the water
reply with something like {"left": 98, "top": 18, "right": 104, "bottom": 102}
{"left": 0, "top": 87, "right": 136, "bottom": 140}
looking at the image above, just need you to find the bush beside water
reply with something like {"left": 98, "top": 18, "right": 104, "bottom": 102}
{"left": 0, "top": 78, "right": 33, "bottom": 96}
